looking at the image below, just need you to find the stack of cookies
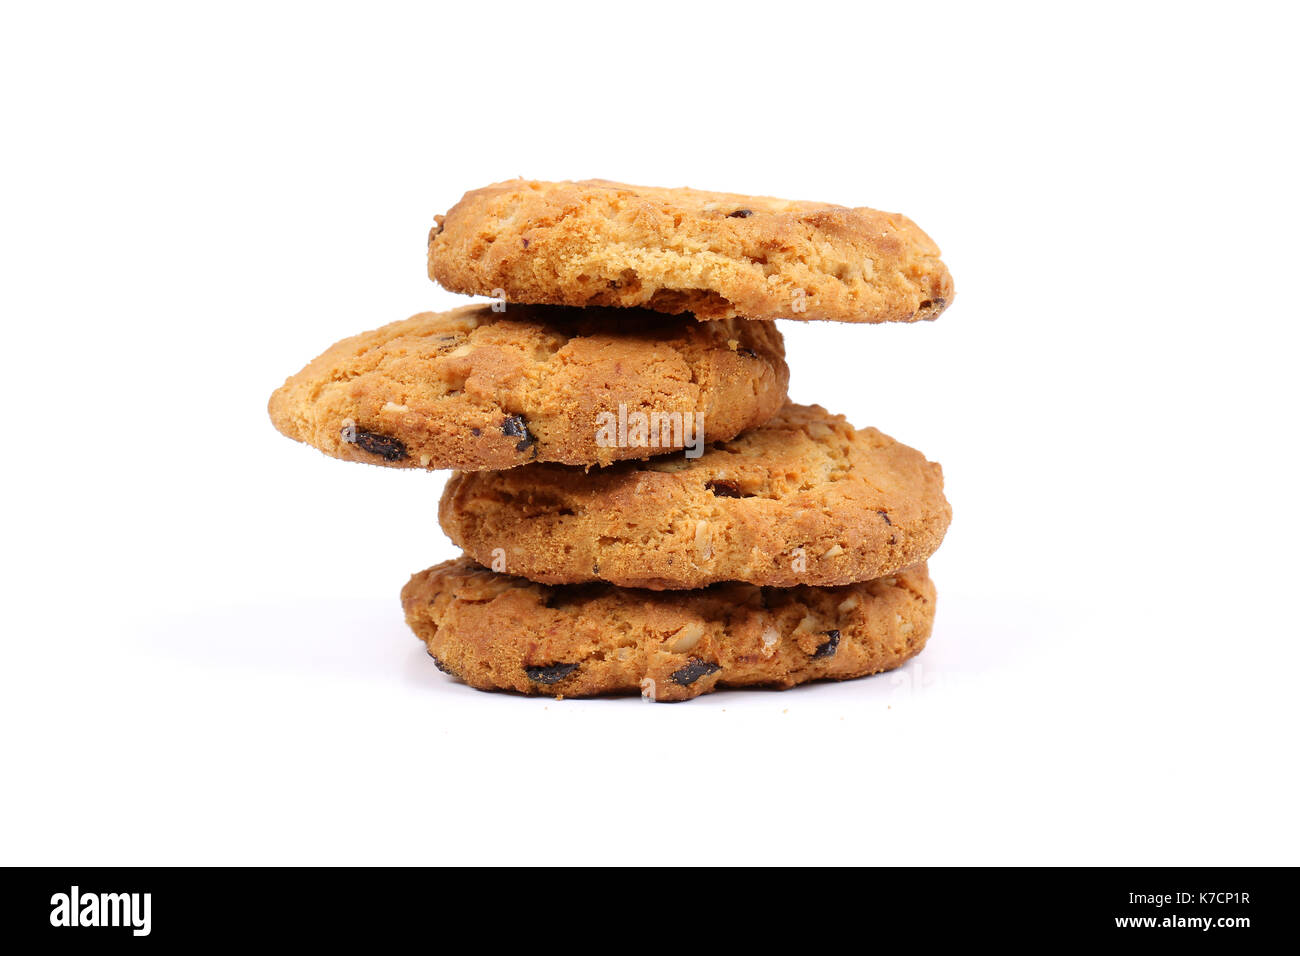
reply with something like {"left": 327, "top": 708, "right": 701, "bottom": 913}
{"left": 269, "top": 179, "right": 954, "bottom": 701}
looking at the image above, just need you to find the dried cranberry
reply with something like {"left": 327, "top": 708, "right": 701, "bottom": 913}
{"left": 705, "top": 479, "right": 747, "bottom": 498}
{"left": 524, "top": 663, "right": 579, "bottom": 685}
{"left": 501, "top": 414, "right": 538, "bottom": 455}
{"left": 670, "top": 658, "right": 721, "bottom": 686}
{"left": 812, "top": 630, "right": 840, "bottom": 659}
{"left": 427, "top": 651, "right": 455, "bottom": 675}
{"left": 345, "top": 427, "right": 408, "bottom": 462}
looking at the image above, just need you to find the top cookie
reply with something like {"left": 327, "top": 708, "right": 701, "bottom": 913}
{"left": 268, "top": 304, "right": 788, "bottom": 471}
{"left": 428, "top": 179, "right": 953, "bottom": 323}
{"left": 440, "top": 403, "right": 951, "bottom": 589}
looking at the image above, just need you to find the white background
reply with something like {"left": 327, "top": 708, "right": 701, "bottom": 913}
{"left": 2, "top": 2, "right": 1297, "bottom": 865}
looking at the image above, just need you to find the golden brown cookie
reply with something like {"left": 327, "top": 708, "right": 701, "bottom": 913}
{"left": 267, "top": 304, "right": 788, "bottom": 470}
{"left": 402, "top": 557, "right": 936, "bottom": 702}
{"left": 440, "top": 403, "right": 951, "bottom": 589}
{"left": 428, "top": 179, "right": 953, "bottom": 323}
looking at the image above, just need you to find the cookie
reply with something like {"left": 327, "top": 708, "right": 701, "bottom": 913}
{"left": 428, "top": 179, "right": 953, "bottom": 323}
{"left": 402, "top": 557, "right": 936, "bottom": 702}
{"left": 268, "top": 304, "right": 788, "bottom": 470}
{"left": 440, "top": 403, "right": 951, "bottom": 589}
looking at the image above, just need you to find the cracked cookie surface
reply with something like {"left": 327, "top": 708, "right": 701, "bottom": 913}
{"left": 402, "top": 557, "right": 935, "bottom": 701}
{"left": 440, "top": 403, "right": 951, "bottom": 589}
{"left": 267, "top": 303, "right": 788, "bottom": 470}
{"left": 428, "top": 179, "right": 953, "bottom": 323}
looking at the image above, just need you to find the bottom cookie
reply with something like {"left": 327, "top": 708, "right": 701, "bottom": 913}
{"left": 401, "top": 557, "right": 935, "bottom": 701}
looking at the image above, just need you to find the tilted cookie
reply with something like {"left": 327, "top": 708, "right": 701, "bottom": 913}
{"left": 267, "top": 304, "right": 788, "bottom": 470}
{"left": 440, "top": 403, "right": 951, "bottom": 589}
{"left": 402, "top": 557, "right": 935, "bottom": 702}
{"left": 428, "top": 179, "right": 953, "bottom": 323}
